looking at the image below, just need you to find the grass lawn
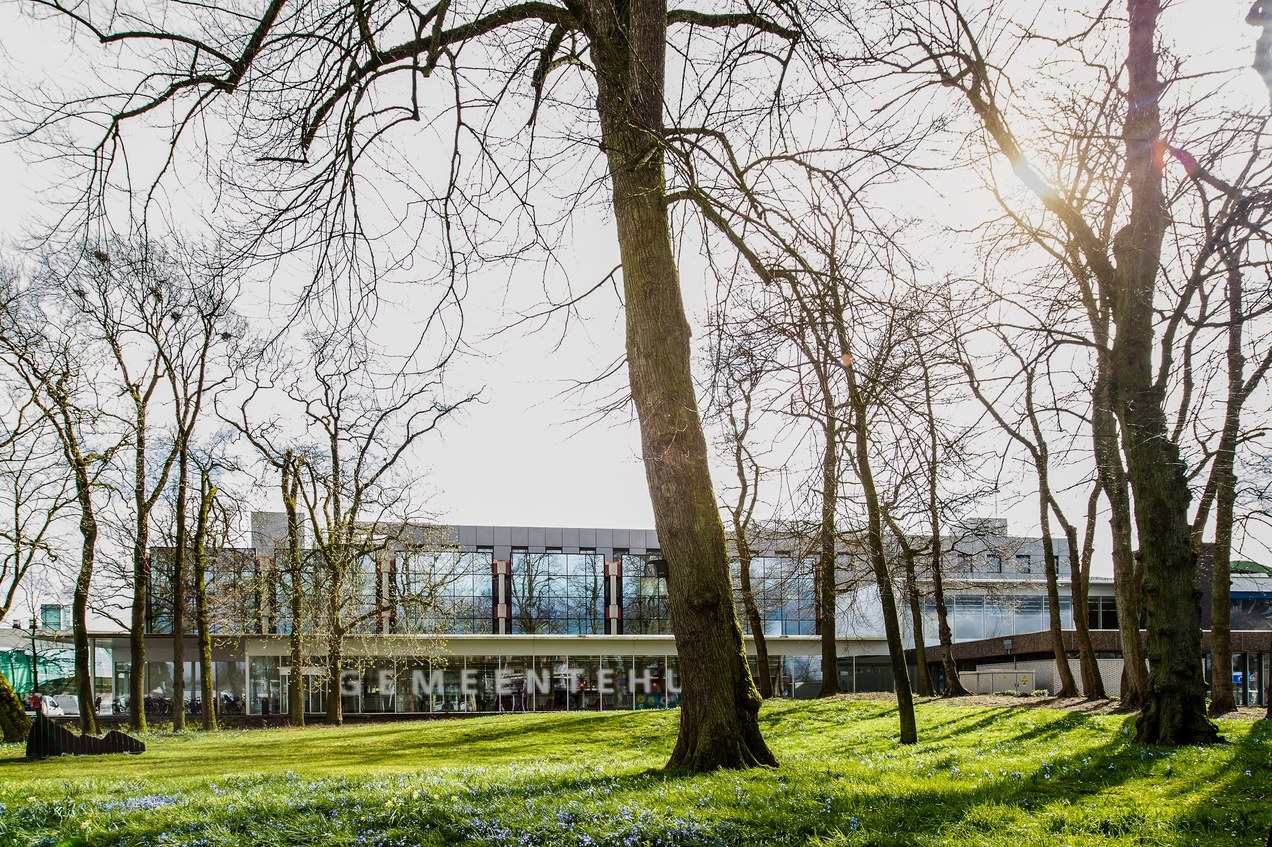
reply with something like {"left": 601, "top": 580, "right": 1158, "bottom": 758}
{"left": 0, "top": 697, "right": 1268, "bottom": 846}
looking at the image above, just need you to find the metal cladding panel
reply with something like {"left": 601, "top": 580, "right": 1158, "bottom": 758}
{"left": 579, "top": 527, "right": 597, "bottom": 547}
{"left": 494, "top": 526, "right": 511, "bottom": 546}
{"left": 546, "top": 526, "right": 563, "bottom": 547}
{"left": 528, "top": 526, "right": 546, "bottom": 547}
{"left": 457, "top": 526, "right": 478, "bottom": 547}
{"left": 511, "top": 526, "right": 529, "bottom": 546}
{"left": 562, "top": 527, "right": 580, "bottom": 547}
{"left": 613, "top": 529, "right": 629, "bottom": 549}
{"left": 596, "top": 528, "right": 613, "bottom": 548}
{"left": 495, "top": 545, "right": 511, "bottom": 560}
{"left": 476, "top": 526, "right": 494, "bottom": 546}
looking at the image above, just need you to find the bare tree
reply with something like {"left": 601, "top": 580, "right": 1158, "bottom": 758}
{"left": 153, "top": 252, "right": 240, "bottom": 730}
{"left": 853, "top": 0, "right": 1227, "bottom": 743}
{"left": 288, "top": 333, "right": 474, "bottom": 724}
{"left": 0, "top": 262, "right": 123, "bottom": 735}
{"left": 20, "top": 0, "right": 811, "bottom": 768}
{"left": 958, "top": 333, "right": 1081, "bottom": 698}
{"left": 706, "top": 305, "right": 778, "bottom": 699}
{"left": 54, "top": 243, "right": 189, "bottom": 731}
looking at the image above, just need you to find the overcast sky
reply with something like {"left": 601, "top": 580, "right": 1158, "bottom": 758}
{"left": 0, "top": 0, "right": 1268, "bottom": 556}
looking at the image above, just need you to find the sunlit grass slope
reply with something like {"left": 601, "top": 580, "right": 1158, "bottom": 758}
{"left": 0, "top": 698, "right": 1267, "bottom": 846}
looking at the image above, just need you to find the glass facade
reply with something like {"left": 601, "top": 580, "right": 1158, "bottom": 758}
{"left": 238, "top": 653, "right": 713, "bottom": 715}
{"left": 732, "top": 555, "right": 817, "bottom": 637}
{"left": 1232, "top": 593, "right": 1272, "bottom": 630}
{"left": 919, "top": 594, "right": 1075, "bottom": 645}
{"left": 147, "top": 547, "right": 270, "bottom": 635}
{"left": 510, "top": 551, "right": 606, "bottom": 634}
{"left": 1088, "top": 596, "right": 1120, "bottom": 630}
{"left": 395, "top": 549, "right": 494, "bottom": 634}
{"left": 622, "top": 554, "right": 670, "bottom": 634}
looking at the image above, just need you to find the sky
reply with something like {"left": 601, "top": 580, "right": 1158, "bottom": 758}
{"left": 0, "top": 0, "right": 1269, "bottom": 557}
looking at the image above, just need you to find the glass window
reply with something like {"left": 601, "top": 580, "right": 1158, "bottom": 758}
{"left": 632, "top": 656, "right": 666, "bottom": 710}
{"left": 1013, "top": 595, "right": 1046, "bottom": 634}
{"left": 509, "top": 552, "right": 605, "bottom": 634}
{"left": 397, "top": 550, "right": 493, "bottom": 634}
{"left": 361, "top": 659, "right": 397, "bottom": 713}
{"left": 953, "top": 596, "right": 984, "bottom": 641}
{"left": 986, "top": 556, "right": 1003, "bottom": 574}
{"left": 666, "top": 656, "right": 683, "bottom": 709}
{"left": 985, "top": 598, "right": 1013, "bottom": 638}
{"left": 1015, "top": 554, "right": 1032, "bottom": 574}
{"left": 213, "top": 661, "right": 246, "bottom": 715}
{"left": 622, "top": 554, "right": 671, "bottom": 634}
{"left": 535, "top": 655, "right": 574, "bottom": 711}
{"left": 1102, "top": 597, "right": 1119, "bottom": 631}
{"left": 248, "top": 656, "right": 282, "bottom": 715}
{"left": 734, "top": 555, "right": 816, "bottom": 637}
{"left": 597, "top": 655, "right": 630, "bottom": 710}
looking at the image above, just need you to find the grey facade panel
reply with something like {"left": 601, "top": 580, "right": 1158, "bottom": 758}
{"left": 579, "top": 528, "right": 597, "bottom": 548}
{"left": 495, "top": 545, "right": 511, "bottom": 560}
{"left": 494, "top": 526, "right": 511, "bottom": 546}
{"left": 562, "top": 527, "right": 580, "bottom": 547}
{"left": 529, "top": 526, "right": 546, "bottom": 547}
{"left": 457, "top": 526, "right": 477, "bottom": 548}
{"left": 476, "top": 526, "right": 494, "bottom": 546}
{"left": 613, "top": 529, "right": 629, "bottom": 550}
{"left": 546, "top": 527, "right": 562, "bottom": 547}
{"left": 511, "top": 526, "right": 529, "bottom": 546}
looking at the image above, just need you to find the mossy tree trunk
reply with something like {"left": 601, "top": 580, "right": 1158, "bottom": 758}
{"left": 587, "top": 0, "right": 775, "bottom": 770}
{"left": 194, "top": 468, "right": 218, "bottom": 730}
{"left": 1115, "top": 0, "right": 1216, "bottom": 745}
{"left": 172, "top": 447, "right": 189, "bottom": 731}
{"left": 1092, "top": 377, "right": 1147, "bottom": 708}
{"left": 898, "top": 540, "right": 934, "bottom": 697}
{"left": 734, "top": 527, "right": 772, "bottom": 699}
{"left": 282, "top": 453, "right": 306, "bottom": 725}
{"left": 815, "top": 412, "right": 842, "bottom": 697}
{"left": 842, "top": 359, "right": 916, "bottom": 743}
{"left": 1064, "top": 516, "right": 1107, "bottom": 699}
{"left": 73, "top": 497, "right": 98, "bottom": 737}
{"left": 0, "top": 670, "right": 31, "bottom": 743}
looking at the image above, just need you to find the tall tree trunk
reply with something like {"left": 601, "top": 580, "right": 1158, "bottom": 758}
{"left": 284, "top": 455, "right": 306, "bottom": 724}
{"left": 1037, "top": 472, "right": 1078, "bottom": 697}
{"left": 817, "top": 415, "right": 842, "bottom": 696}
{"left": 921, "top": 365, "right": 967, "bottom": 697}
{"left": 1065, "top": 509, "right": 1106, "bottom": 699}
{"left": 1093, "top": 381, "right": 1147, "bottom": 708}
{"left": 1203, "top": 254, "right": 1249, "bottom": 717}
{"left": 588, "top": 0, "right": 774, "bottom": 770}
{"left": 195, "top": 469, "right": 217, "bottom": 730}
{"left": 172, "top": 449, "right": 189, "bottom": 731}
{"left": 735, "top": 529, "right": 772, "bottom": 699}
{"left": 1118, "top": 0, "right": 1217, "bottom": 745}
{"left": 74, "top": 494, "right": 98, "bottom": 736}
{"left": 326, "top": 625, "right": 344, "bottom": 725}
{"left": 901, "top": 545, "right": 934, "bottom": 697}
{"left": 1207, "top": 461, "right": 1238, "bottom": 715}
{"left": 845, "top": 362, "right": 916, "bottom": 743}
{"left": 129, "top": 411, "right": 149, "bottom": 732}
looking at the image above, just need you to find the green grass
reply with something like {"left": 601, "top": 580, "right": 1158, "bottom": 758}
{"left": 0, "top": 698, "right": 1268, "bottom": 846}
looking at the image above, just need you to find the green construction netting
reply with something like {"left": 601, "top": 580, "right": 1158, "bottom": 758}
{"left": 0, "top": 649, "right": 76, "bottom": 695}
